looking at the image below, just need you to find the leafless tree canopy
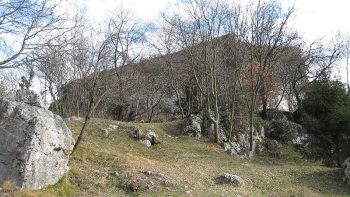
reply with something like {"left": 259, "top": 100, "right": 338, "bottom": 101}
{"left": 0, "top": 0, "right": 346, "bottom": 153}
{"left": 0, "top": 0, "right": 76, "bottom": 69}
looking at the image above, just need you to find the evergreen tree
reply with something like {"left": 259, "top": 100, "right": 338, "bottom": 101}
{"left": 302, "top": 79, "right": 350, "bottom": 167}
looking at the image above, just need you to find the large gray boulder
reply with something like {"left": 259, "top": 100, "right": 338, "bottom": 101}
{"left": 0, "top": 91, "right": 75, "bottom": 189}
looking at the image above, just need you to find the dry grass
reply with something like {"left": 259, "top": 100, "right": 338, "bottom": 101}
{"left": 1, "top": 118, "right": 350, "bottom": 197}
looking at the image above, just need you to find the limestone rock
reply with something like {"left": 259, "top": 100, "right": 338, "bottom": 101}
{"left": 140, "top": 140, "right": 152, "bottom": 147}
{"left": 102, "top": 128, "right": 110, "bottom": 136}
{"left": 145, "top": 129, "right": 158, "bottom": 145}
{"left": 0, "top": 94, "right": 75, "bottom": 189}
{"left": 342, "top": 157, "right": 350, "bottom": 186}
{"left": 215, "top": 173, "right": 244, "bottom": 186}
{"left": 183, "top": 114, "right": 202, "bottom": 137}
{"left": 109, "top": 124, "right": 118, "bottom": 130}
{"left": 15, "top": 89, "right": 44, "bottom": 108}
{"left": 265, "top": 119, "right": 306, "bottom": 145}
{"left": 123, "top": 171, "right": 176, "bottom": 192}
{"left": 129, "top": 126, "right": 145, "bottom": 140}
{"left": 70, "top": 116, "right": 82, "bottom": 121}
{"left": 223, "top": 142, "right": 231, "bottom": 152}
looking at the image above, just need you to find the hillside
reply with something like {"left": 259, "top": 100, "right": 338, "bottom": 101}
{"left": 2, "top": 119, "right": 350, "bottom": 197}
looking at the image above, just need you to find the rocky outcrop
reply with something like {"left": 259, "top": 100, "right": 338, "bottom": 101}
{"left": 183, "top": 114, "right": 202, "bottom": 137}
{"left": 265, "top": 112, "right": 307, "bottom": 145}
{"left": 0, "top": 90, "right": 75, "bottom": 189}
{"left": 15, "top": 89, "right": 44, "bottom": 108}
{"left": 342, "top": 157, "right": 350, "bottom": 186}
{"left": 223, "top": 126, "right": 265, "bottom": 157}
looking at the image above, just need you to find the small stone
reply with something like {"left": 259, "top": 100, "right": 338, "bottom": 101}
{"left": 109, "top": 124, "right": 118, "bottom": 130}
{"left": 216, "top": 173, "right": 244, "bottom": 186}
{"left": 266, "top": 160, "right": 274, "bottom": 165}
{"left": 111, "top": 121, "right": 120, "bottom": 125}
{"left": 110, "top": 171, "right": 119, "bottom": 176}
{"left": 223, "top": 143, "right": 231, "bottom": 152}
{"left": 140, "top": 140, "right": 151, "bottom": 147}
{"left": 102, "top": 128, "right": 109, "bottom": 136}
{"left": 70, "top": 116, "right": 82, "bottom": 121}
{"left": 141, "top": 170, "right": 153, "bottom": 176}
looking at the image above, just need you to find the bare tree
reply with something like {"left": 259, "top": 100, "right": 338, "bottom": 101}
{"left": 288, "top": 38, "right": 343, "bottom": 115}
{"left": 237, "top": 0, "right": 297, "bottom": 154}
{"left": 169, "top": 0, "right": 232, "bottom": 143}
{"left": 70, "top": 8, "right": 147, "bottom": 153}
{"left": 151, "top": 17, "right": 188, "bottom": 118}
{"left": 0, "top": 0, "right": 76, "bottom": 69}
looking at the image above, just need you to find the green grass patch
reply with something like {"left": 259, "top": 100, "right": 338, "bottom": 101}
{"left": 1, "top": 118, "right": 349, "bottom": 196}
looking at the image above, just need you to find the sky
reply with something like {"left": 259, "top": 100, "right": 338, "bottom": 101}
{"left": 76, "top": 0, "right": 350, "bottom": 79}
{"left": 76, "top": 0, "right": 350, "bottom": 43}
{"left": 3, "top": 0, "right": 350, "bottom": 95}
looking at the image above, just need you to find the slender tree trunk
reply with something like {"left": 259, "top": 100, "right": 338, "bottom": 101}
{"left": 174, "top": 88, "right": 184, "bottom": 118}
{"left": 261, "top": 85, "right": 268, "bottom": 120}
{"left": 292, "top": 82, "right": 302, "bottom": 122}
{"left": 229, "top": 84, "right": 237, "bottom": 141}
{"left": 249, "top": 103, "right": 254, "bottom": 152}
{"left": 71, "top": 82, "right": 96, "bottom": 154}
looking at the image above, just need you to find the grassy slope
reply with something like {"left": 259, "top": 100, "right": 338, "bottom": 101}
{"left": 2, "top": 119, "right": 350, "bottom": 197}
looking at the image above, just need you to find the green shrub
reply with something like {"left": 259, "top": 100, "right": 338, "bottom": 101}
{"left": 301, "top": 79, "right": 350, "bottom": 167}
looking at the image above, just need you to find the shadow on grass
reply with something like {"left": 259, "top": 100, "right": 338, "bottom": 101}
{"left": 293, "top": 168, "right": 350, "bottom": 196}
{"left": 155, "top": 120, "right": 184, "bottom": 137}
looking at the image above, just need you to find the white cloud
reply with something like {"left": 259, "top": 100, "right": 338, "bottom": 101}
{"left": 76, "top": 0, "right": 174, "bottom": 23}
{"left": 289, "top": 0, "right": 350, "bottom": 43}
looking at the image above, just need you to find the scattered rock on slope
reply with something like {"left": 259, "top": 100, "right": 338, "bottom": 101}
{"left": 129, "top": 126, "right": 159, "bottom": 147}
{"left": 140, "top": 140, "right": 152, "bottom": 147}
{"left": 215, "top": 173, "right": 244, "bottom": 186}
{"left": 123, "top": 171, "right": 176, "bottom": 192}
{"left": 129, "top": 126, "right": 145, "bottom": 139}
{"left": 0, "top": 90, "right": 75, "bottom": 189}
{"left": 101, "top": 123, "right": 120, "bottom": 137}
{"left": 145, "top": 129, "right": 158, "bottom": 145}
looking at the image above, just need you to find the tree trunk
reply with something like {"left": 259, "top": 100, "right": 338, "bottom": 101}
{"left": 261, "top": 85, "right": 268, "bottom": 120}
{"left": 249, "top": 107, "right": 254, "bottom": 152}
{"left": 72, "top": 79, "right": 97, "bottom": 155}
{"left": 214, "top": 120, "right": 219, "bottom": 143}
{"left": 174, "top": 88, "right": 184, "bottom": 118}
{"left": 71, "top": 91, "right": 94, "bottom": 154}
